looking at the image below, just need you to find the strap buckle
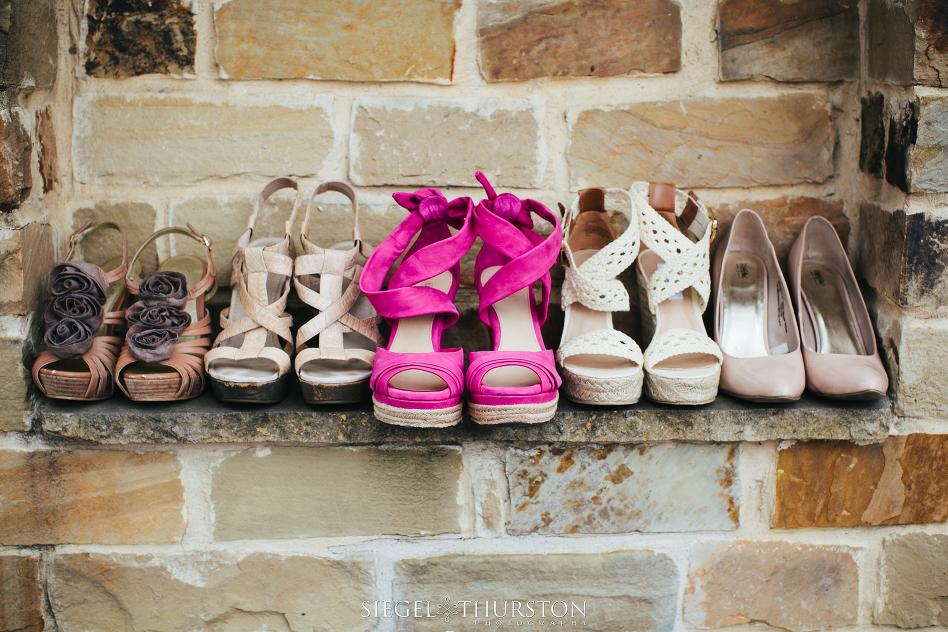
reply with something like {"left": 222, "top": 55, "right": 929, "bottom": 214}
{"left": 201, "top": 234, "right": 213, "bottom": 251}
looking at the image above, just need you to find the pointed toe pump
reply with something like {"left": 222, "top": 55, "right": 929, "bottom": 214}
{"left": 558, "top": 187, "right": 644, "bottom": 405}
{"left": 361, "top": 189, "right": 476, "bottom": 427}
{"left": 789, "top": 216, "right": 888, "bottom": 400}
{"left": 631, "top": 182, "right": 722, "bottom": 405}
{"left": 712, "top": 209, "right": 805, "bottom": 403}
{"left": 467, "top": 172, "right": 562, "bottom": 425}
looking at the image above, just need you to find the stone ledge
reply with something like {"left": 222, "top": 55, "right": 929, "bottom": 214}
{"left": 38, "top": 390, "right": 891, "bottom": 445}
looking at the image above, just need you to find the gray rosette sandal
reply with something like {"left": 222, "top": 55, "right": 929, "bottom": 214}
{"left": 115, "top": 225, "right": 216, "bottom": 401}
{"left": 32, "top": 221, "right": 132, "bottom": 401}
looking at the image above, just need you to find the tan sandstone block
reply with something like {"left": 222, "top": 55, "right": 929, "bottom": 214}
{"left": 0, "top": 450, "right": 184, "bottom": 545}
{"left": 216, "top": 0, "right": 458, "bottom": 82}
{"left": 507, "top": 443, "right": 739, "bottom": 534}
{"left": 910, "top": 95, "right": 948, "bottom": 193}
{"left": 212, "top": 447, "right": 462, "bottom": 540}
{"left": 478, "top": 0, "right": 680, "bottom": 82}
{"left": 569, "top": 94, "right": 834, "bottom": 189}
{"left": 0, "top": 222, "right": 54, "bottom": 315}
{"left": 0, "top": 555, "right": 43, "bottom": 632}
{"left": 684, "top": 540, "right": 859, "bottom": 632}
{"left": 50, "top": 552, "right": 373, "bottom": 632}
{"left": 74, "top": 94, "right": 333, "bottom": 185}
{"left": 878, "top": 315, "right": 948, "bottom": 418}
{"left": 775, "top": 435, "right": 948, "bottom": 527}
{"left": 0, "top": 324, "right": 35, "bottom": 433}
{"left": 876, "top": 532, "right": 948, "bottom": 627}
{"left": 73, "top": 202, "right": 158, "bottom": 274}
{"left": 351, "top": 101, "right": 542, "bottom": 188}
{"left": 394, "top": 551, "right": 678, "bottom": 631}
{"left": 719, "top": 0, "right": 859, "bottom": 82}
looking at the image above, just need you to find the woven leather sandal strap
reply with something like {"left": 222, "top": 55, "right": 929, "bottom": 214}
{"left": 557, "top": 328, "right": 643, "bottom": 365}
{"left": 561, "top": 188, "right": 639, "bottom": 312}
{"left": 32, "top": 336, "right": 122, "bottom": 399}
{"left": 65, "top": 221, "right": 130, "bottom": 284}
{"left": 643, "top": 328, "right": 723, "bottom": 372}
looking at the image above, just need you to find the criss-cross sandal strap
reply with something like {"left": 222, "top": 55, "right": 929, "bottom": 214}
{"left": 630, "top": 182, "right": 716, "bottom": 314}
{"left": 361, "top": 189, "right": 475, "bottom": 326}
{"left": 207, "top": 179, "right": 300, "bottom": 378}
{"left": 561, "top": 188, "right": 639, "bottom": 312}
{"left": 294, "top": 182, "right": 382, "bottom": 372}
{"left": 471, "top": 172, "right": 561, "bottom": 327}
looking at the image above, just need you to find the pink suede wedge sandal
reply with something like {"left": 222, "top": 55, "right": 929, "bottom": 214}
{"left": 361, "top": 188, "right": 476, "bottom": 428}
{"left": 467, "top": 172, "right": 562, "bottom": 425}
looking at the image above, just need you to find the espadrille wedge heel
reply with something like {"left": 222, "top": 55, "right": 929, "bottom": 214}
{"left": 630, "top": 182, "right": 722, "bottom": 405}
{"left": 361, "top": 188, "right": 476, "bottom": 428}
{"left": 557, "top": 188, "right": 643, "bottom": 405}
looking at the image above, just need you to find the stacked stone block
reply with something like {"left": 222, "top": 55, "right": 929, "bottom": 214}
{"left": 0, "top": 0, "right": 947, "bottom": 630}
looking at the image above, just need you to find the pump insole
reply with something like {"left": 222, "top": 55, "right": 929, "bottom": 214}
{"left": 800, "top": 261, "right": 866, "bottom": 356}
{"left": 720, "top": 253, "right": 769, "bottom": 359}
{"left": 561, "top": 250, "right": 636, "bottom": 375}
{"left": 298, "top": 242, "right": 378, "bottom": 385}
{"left": 387, "top": 270, "right": 454, "bottom": 392}
{"left": 639, "top": 250, "right": 719, "bottom": 377}
{"left": 208, "top": 238, "right": 286, "bottom": 383}
{"left": 480, "top": 266, "right": 542, "bottom": 388}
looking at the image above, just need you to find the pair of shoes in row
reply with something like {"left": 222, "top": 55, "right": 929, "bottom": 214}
{"left": 33, "top": 179, "right": 382, "bottom": 404}
{"left": 364, "top": 173, "right": 562, "bottom": 427}
{"left": 557, "top": 183, "right": 887, "bottom": 407}
{"left": 34, "top": 222, "right": 217, "bottom": 401}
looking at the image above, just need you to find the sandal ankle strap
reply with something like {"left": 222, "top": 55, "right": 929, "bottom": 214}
{"left": 126, "top": 225, "right": 217, "bottom": 300}
{"left": 249, "top": 177, "right": 303, "bottom": 238}
{"left": 302, "top": 181, "right": 372, "bottom": 256}
{"left": 64, "top": 221, "right": 129, "bottom": 284}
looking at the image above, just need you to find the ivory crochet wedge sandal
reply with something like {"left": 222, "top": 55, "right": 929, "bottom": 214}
{"left": 558, "top": 188, "right": 644, "bottom": 405}
{"left": 362, "top": 188, "right": 475, "bottom": 427}
{"left": 468, "top": 172, "right": 562, "bottom": 425}
{"left": 631, "top": 182, "right": 723, "bottom": 405}
{"left": 33, "top": 221, "right": 132, "bottom": 401}
{"left": 294, "top": 182, "right": 383, "bottom": 404}
{"left": 116, "top": 226, "right": 216, "bottom": 401}
{"left": 206, "top": 178, "right": 299, "bottom": 403}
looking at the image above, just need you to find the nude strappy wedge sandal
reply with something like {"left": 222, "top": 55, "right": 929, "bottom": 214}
{"left": 206, "top": 178, "right": 299, "bottom": 403}
{"left": 115, "top": 226, "right": 216, "bottom": 401}
{"left": 293, "top": 182, "right": 383, "bottom": 404}
{"left": 32, "top": 221, "right": 133, "bottom": 401}
{"left": 558, "top": 188, "right": 644, "bottom": 405}
{"left": 631, "top": 182, "right": 723, "bottom": 405}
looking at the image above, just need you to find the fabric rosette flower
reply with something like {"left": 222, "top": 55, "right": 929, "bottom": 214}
{"left": 126, "top": 325, "right": 181, "bottom": 363}
{"left": 45, "top": 294, "right": 104, "bottom": 333}
{"left": 44, "top": 317, "right": 95, "bottom": 359}
{"left": 126, "top": 303, "right": 191, "bottom": 334}
{"left": 138, "top": 271, "right": 188, "bottom": 308}
{"left": 48, "top": 262, "right": 107, "bottom": 304}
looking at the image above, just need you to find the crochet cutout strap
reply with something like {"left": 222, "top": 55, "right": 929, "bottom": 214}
{"left": 630, "top": 182, "right": 716, "bottom": 314}
{"left": 294, "top": 181, "right": 383, "bottom": 371}
{"left": 361, "top": 189, "right": 475, "bottom": 326}
{"left": 471, "top": 172, "right": 561, "bottom": 327}
{"left": 561, "top": 188, "right": 639, "bottom": 313}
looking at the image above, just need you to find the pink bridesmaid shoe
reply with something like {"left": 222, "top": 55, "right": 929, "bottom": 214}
{"left": 467, "top": 172, "right": 562, "bottom": 425}
{"left": 361, "top": 188, "right": 476, "bottom": 427}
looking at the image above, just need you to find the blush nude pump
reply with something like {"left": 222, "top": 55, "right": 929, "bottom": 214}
{"left": 712, "top": 209, "right": 805, "bottom": 402}
{"left": 789, "top": 216, "right": 888, "bottom": 400}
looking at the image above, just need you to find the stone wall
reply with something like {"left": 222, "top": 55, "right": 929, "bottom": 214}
{"left": 1, "top": 0, "right": 948, "bottom": 631}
